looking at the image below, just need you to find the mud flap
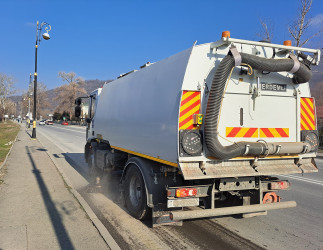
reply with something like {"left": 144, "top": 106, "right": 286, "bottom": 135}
{"left": 297, "top": 158, "right": 318, "bottom": 173}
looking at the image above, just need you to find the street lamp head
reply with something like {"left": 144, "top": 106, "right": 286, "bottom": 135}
{"left": 42, "top": 32, "right": 50, "bottom": 40}
{"left": 39, "top": 23, "right": 51, "bottom": 42}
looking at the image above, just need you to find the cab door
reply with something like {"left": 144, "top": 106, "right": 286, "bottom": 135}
{"left": 87, "top": 90, "right": 99, "bottom": 139}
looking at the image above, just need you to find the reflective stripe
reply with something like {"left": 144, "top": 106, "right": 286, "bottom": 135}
{"left": 110, "top": 145, "right": 178, "bottom": 168}
{"left": 226, "top": 127, "right": 289, "bottom": 138}
{"left": 226, "top": 127, "right": 258, "bottom": 138}
{"left": 260, "top": 128, "right": 289, "bottom": 138}
{"left": 179, "top": 91, "right": 201, "bottom": 130}
{"left": 300, "top": 97, "right": 316, "bottom": 130}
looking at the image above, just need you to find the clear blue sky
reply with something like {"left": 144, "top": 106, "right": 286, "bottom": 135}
{"left": 1, "top": 0, "right": 322, "bottom": 92}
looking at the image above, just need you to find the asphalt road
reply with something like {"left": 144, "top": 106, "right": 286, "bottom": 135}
{"left": 36, "top": 123, "right": 323, "bottom": 249}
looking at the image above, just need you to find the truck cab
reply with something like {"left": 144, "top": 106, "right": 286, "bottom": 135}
{"left": 86, "top": 88, "right": 102, "bottom": 140}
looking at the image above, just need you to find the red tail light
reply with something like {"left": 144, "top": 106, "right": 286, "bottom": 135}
{"left": 176, "top": 188, "right": 197, "bottom": 198}
{"left": 270, "top": 181, "right": 290, "bottom": 190}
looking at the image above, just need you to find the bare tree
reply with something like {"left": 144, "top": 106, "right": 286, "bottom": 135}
{"left": 20, "top": 92, "right": 29, "bottom": 117}
{"left": 0, "top": 73, "right": 16, "bottom": 120}
{"left": 288, "top": 0, "right": 322, "bottom": 47}
{"left": 37, "top": 82, "right": 51, "bottom": 119}
{"left": 5, "top": 99, "right": 16, "bottom": 118}
{"left": 257, "top": 18, "right": 274, "bottom": 42}
{"left": 28, "top": 82, "right": 50, "bottom": 119}
{"left": 55, "top": 72, "right": 87, "bottom": 119}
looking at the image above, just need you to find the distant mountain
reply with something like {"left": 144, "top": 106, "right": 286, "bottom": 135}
{"left": 10, "top": 79, "right": 112, "bottom": 114}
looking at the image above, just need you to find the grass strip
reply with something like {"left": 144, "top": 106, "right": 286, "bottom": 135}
{"left": 0, "top": 121, "right": 20, "bottom": 165}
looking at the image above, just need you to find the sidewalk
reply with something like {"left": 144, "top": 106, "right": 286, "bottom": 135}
{"left": 0, "top": 127, "right": 108, "bottom": 250}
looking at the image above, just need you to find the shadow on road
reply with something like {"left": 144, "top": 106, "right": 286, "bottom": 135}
{"left": 62, "top": 152, "right": 125, "bottom": 206}
{"left": 26, "top": 146, "right": 74, "bottom": 250}
{"left": 62, "top": 153, "right": 88, "bottom": 179}
{"left": 24, "top": 130, "right": 32, "bottom": 138}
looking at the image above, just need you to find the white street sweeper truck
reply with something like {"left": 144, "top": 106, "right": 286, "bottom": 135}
{"left": 75, "top": 31, "right": 320, "bottom": 226}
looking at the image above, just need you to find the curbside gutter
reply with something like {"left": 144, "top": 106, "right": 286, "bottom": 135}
{"left": 37, "top": 133, "right": 121, "bottom": 250}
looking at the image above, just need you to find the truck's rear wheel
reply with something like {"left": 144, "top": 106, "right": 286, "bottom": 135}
{"left": 124, "top": 164, "right": 150, "bottom": 220}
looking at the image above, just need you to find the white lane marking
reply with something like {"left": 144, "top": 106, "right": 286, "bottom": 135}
{"left": 43, "top": 125, "right": 85, "bottom": 135}
{"left": 38, "top": 129, "right": 71, "bottom": 153}
{"left": 280, "top": 174, "right": 323, "bottom": 186}
{"left": 280, "top": 175, "right": 322, "bottom": 183}
{"left": 38, "top": 126, "right": 85, "bottom": 144}
{"left": 39, "top": 128, "right": 84, "bottom": 139}
{"left": 38, "top": 129, "right": 88, "bottom": 172}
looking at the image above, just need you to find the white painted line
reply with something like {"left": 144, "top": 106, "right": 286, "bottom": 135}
{"left": 280, "top": 175, "right": 323, "bottom": 186}
{"left": 38, "top": 129, "right": 71, "bottom": 153}
{"left": 46, "top": 125, "right": 85, "bottom": 134}
{"left": 282, "top": 175, "right": 323, "bottom": 183}
{"left": 39, "top": 126, "right": 85, "bottom": 139}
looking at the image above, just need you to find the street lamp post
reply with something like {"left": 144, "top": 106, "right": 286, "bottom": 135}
{"left": 27, "top": 73, "right": 32, "bottom": 128}
{"left": 32, "top": 21, "right": 51, "bottom": 139}
{"left": 28, "top": 96, "right": 31, "bottom": 118}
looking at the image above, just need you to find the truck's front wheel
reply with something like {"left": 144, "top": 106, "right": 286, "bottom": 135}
{"left": 124, "top": 164, "right": 150, "bottom": 220}
{"left": 88, "top": 149, "right": 101, "bottom": 185}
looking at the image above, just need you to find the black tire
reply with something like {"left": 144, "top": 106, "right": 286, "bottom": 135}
{"left": 124, "top": 164, "right": 150, "bottom": 220}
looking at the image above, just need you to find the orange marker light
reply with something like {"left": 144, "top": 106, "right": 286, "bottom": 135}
{"left": 222, "top": 31, "right": 230, "bottom": 38}
{"left": 283, "top": 40, "right": 292, "bottom": 46}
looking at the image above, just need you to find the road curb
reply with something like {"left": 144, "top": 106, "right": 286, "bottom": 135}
{"left": 37, "top": 134, "right": 121, "bottom": 250}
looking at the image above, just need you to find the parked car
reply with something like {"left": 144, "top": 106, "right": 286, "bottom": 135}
{"left": 46, "top": 120, "right": 54, "bottom": 125}
{"left": 61, "top": 121, "right": 68, "bottom": 125}
{"left": 39, "top": 120, "right": 46, "bottom": 125}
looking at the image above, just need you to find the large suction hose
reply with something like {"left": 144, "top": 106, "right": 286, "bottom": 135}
{"left": 204, "top": 52, "right": 312, "bottom": 160}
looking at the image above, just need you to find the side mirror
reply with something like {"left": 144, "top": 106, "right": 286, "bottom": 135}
{"left": 75, "top": 106, "right": 81, "bottom": 118}
{"left": 75, "top": 98, "right": 82, "bottom": 105}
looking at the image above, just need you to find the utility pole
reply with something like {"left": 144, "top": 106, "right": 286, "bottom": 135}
{"left": 28, "top": 73, "right": 32, "bottom": 128}
{"left": 32, "top": 21, "right": 51, "bottom": 138}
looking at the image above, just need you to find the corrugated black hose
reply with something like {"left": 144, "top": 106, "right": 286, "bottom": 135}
{"left": 204, "top": 52, "right": 312, "bottom": 160}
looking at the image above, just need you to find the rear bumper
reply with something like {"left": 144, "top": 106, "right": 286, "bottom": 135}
{"left": 170, "top": 201, "right": 296, "bottom": 221}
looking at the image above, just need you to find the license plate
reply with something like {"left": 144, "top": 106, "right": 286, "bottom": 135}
{"left": 261, "top": 83, "right": 287, "bottom": 92}
{"left": 167, "top": 198, "right": 199, "bottom": 208}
